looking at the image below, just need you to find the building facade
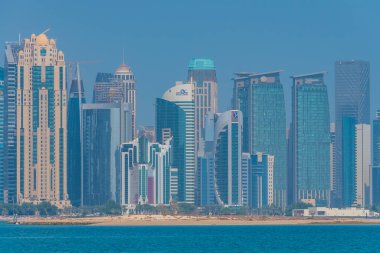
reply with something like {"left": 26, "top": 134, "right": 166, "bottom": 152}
{"left": 93, "top": 63, "right": 136, "bottom": 138}
{"left": 67, "top": 78, "right": 85, "bottom": 207}
{"left": 334, "top": 60, "right": 370, "bottom": 207}
{"left": 289, "top": 73, "right": 330, "bottom": 206}
{"left": 155, "top": 82, "right": 195, "bottom": 203}
{"left": 214, "top": 110, "right": 242, "bottom": 206}
{"left": 0, "top": 69, "right": 4, "bottom": 202}
{"left": 249, "top": 153, "right": 274, "bottom": 209}
{"left": 120, "top": 136, "right": 173, "bottom": 210}
{"left": 187, "top": 58, "right": 217, "bottom": 151}
{"left": 354, "top": 124, "right": 371, "bottom": 207}
{"left": 233, "top": 71, "right": 287, "bottom": 207}
{"left": 3, "top": 42, "right": 20, "bottom": 204}
{"left": 16, "top": 34, "right": 69, "bottom": 207}
{"left": 81, "top": 103, "right": 132, "bottom": 206}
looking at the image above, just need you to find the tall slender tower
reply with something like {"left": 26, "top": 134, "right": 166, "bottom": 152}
{"left": 4, "top": 42, "right": 20, "bottom": 204}
{"left": 187, "top": 58, "right": 217, "bottom": 152}
{"left": 289, "top": 73, "right": 330, "bottom": 206}
{"left": 67, "top": 74, "right": 85, "bottom": 207}
{"left": 16, "top": 33, "right": 70, "bottom": 207}
{"left": 334, "top": 60, "right": 370, "bottom": 207}
{"left": 214, "top": 110, "right": 242, "bottom": 206}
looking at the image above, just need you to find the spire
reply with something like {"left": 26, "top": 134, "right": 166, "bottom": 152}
{"left": 122, "top": 48, "right": 125, "bottom": 64}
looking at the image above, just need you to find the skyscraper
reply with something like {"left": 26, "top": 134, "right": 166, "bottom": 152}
{"left": 0, "top": 68, "right": 4, "bottom": 202}
{"left": 334, "top": 60, "right": 370, "bottom": 207}
{"left": 187, "top": 58, "right": 217, "bottom": 151}
{"left": 372, "top": 111, "right": 380, "bottom": 206}
{"left": 354, "top": 124, "right": 371, "bottom": 207}
{"left": 233, "top": 71, "right": 287, "bottom": 207}
{"left": 214, "top": 110, "right": 242, "bottom": 206}
{"left": 67, "top": 78, "right": 85, "bottom": 207}
{"left": 93, "top": 63, "right": 136, "bottom": 138}
{"left": 81, "top": 103, "right": 132, "bottom": 206}
{"left": 16, "top": 34, "right": 69, "bottom": 207}
{"left": 155, "top": 82, "right": 195, "bottom": 203}
{"left": 289, "top": 73, "right": 330, "bottom": 206}
{"left": 3, "top": 42, "right": 20, "bottom": 204}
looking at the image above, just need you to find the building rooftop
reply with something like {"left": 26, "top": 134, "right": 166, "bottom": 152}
{"left": 290, "top": 72, "right": 326, "bottom": 79}
{"left": 188, "top": 58, "right": 215, "bottom": 70}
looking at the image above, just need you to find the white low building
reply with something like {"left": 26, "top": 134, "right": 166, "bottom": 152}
{"left": 293, "top": 207, "right": 379, "bottom": 217}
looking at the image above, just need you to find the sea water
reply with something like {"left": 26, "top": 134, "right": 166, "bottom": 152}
{"left": 0, "top": 223, "right": 379, "bottom": 252}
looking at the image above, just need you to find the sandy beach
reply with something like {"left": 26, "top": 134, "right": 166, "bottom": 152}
{"left": 2, "top": 215, "right": 380, "bottom": 226}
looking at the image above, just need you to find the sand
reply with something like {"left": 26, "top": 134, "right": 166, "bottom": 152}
{"left": 2, "top": 215, "right": 380, "bottom": 226}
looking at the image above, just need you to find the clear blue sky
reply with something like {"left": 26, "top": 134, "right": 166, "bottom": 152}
{"left": 1, "top": 0, "right": 379, "bottom": 127}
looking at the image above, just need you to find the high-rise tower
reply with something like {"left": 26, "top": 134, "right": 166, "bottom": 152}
{"left": 67, "top": 75, "right": 85, "bottom": 207}
{"left": 233, "top": 71, "right": 287, "bottom": 207}
{"left": 213, "top": 110, "right": 242, "bottom": 206}
{"left": 289, "top": 73, "right": 330, "bottom": 206}
{"left": 334, "top": 60, "right": 370, "bottom": 207}
{"left": 3, "top": 42, "right": 20, "bottom": 204}
{"left": 187, "top": 58, "right": 217, "bottom": 152}
{"left": 156, "top": 82, "right": 195, "bottom": 203}
{"left": 16, "top": 33, "right": 70, "bottom": 207}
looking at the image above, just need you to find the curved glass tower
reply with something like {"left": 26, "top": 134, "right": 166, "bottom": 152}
{"left": 155, "top": 82, "right": 195, "bottom": 203}
{"left": 214, "top": 110, "right": 242, "bottom": 206}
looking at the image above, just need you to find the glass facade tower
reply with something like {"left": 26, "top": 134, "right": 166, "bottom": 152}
{"left": 3, "top": 42, "right": 20, "bottom": 204}
{"left": 214, "top": 110, "right": 242, "bottom": 206}
{"left": 233, "top": 71, "right": 287, "bottom": 207}
{"left": 67, "top": 79, "right": 85, "bottom": 207}
{"left": 290, "top": 73, "right": 330, "bottom": 206}
{"left": 334, "top": 60, "right": 370, "bottom": 207}
{"left": 155, "top": 82, "right": 195, "bottom": 203}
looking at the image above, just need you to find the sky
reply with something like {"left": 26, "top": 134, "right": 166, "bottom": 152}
{"left": 1, "top": 0, "right": 379, "bottom": 127}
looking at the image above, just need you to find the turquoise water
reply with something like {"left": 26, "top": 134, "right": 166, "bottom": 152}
{"left": 0, "top": 223, "right": 380, "bottom": 252}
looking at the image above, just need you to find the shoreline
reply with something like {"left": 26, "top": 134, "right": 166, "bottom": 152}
{"left": 2, "top": 215, "right": 380, "bottom": 226}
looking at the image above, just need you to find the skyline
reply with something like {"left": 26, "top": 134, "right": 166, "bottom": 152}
{"left": 1, "top": 0, "right": 380, "bottom": 127}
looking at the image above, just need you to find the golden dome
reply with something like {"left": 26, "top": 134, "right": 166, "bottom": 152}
{"left": 115, "top": 63, "right": 132, "bottom": 74}
{"left": 36, "top": 33, "right": 49, "bottom": 45}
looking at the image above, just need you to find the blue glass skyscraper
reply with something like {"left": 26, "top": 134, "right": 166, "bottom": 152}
{"left": 67, "top": 78, "right": 85, "bottom": 207}
{"left": 214, "top": 110, "right": 242, "bottom": 206}
{"left": 334, "top": 60, "right": 370, "bottom": 207}
{"left": 0, "top": 68, "right": 4, "bottom": 202}
{"left": 233, "top": 71, "right": 287, "bottom": 207}
{"left": 289, "top": 73, "right": 330, "bottom": 206}
{"left": 3, "top": 42, "right": 20, "bottom": 204}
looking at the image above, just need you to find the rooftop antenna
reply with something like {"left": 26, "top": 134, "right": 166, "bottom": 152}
{"left": 122, "top": 48, "right": 125, "bottom": 64}
{"left": 42, "top": 28, "right": 50, "bottom": 34}
{"left": 18, "top": 33, "right": 21, "bottom": 45}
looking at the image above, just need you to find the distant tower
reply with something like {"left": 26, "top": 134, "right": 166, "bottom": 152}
{"left": 3, "top": 42, "right": 20, "bottom": 204}
{"left": 187, "top": 58, "right": 217, "bottom": 153}
{"left": 0, "top": 68, "right": 4, "bottom": 203}
{"left": 334, "top": 60, "right": 370, "bottom": 207}
{"left": 289, "top": 73, "right": 330, "bottom": 206}
{"left": 93, "top": 62, "right": 136, "bottom": 139}
{"left": 16, "top": 33, "right": 70, "bottom": 207}
{"left": 114, "top": 63, "right": 136, "bottom": 138}
{"left": 67, "top": 70, "right": 85, "bottom": 207}
{"left": 233, "top": 71, "right": 287, "bottom": 208}
{"left": 156, "top": 82, "right": 195, "bottom": 203}
{"left": 214, "top": 110, "right": 243, "bottom": 206}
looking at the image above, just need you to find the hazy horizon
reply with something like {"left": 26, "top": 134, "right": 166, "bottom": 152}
{"left": 1, "top": 0, "right": 379, "bottom": 127}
